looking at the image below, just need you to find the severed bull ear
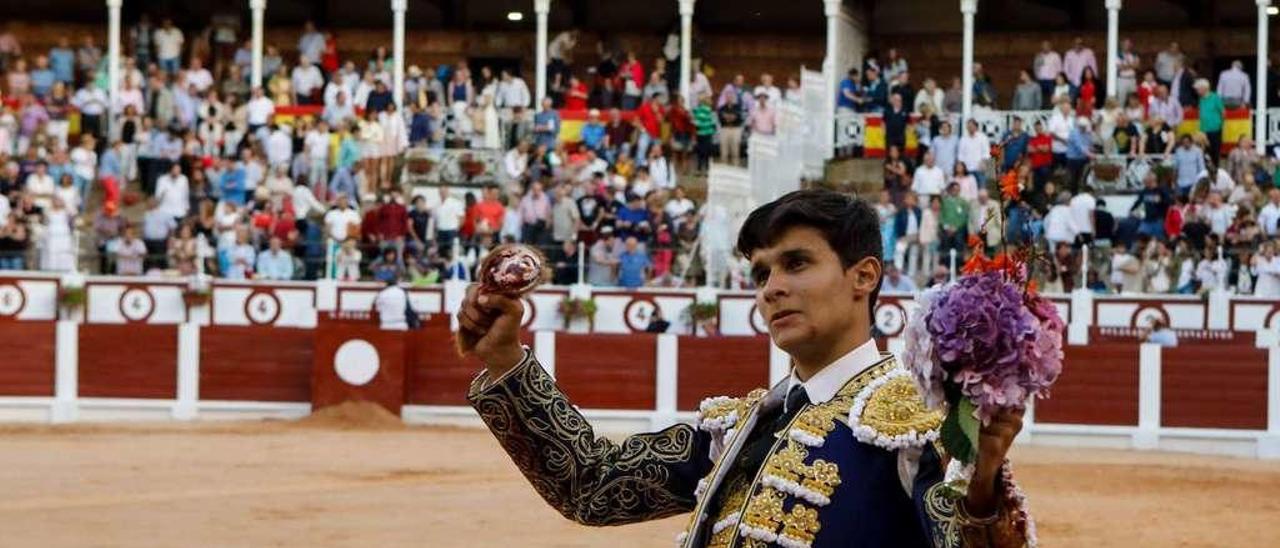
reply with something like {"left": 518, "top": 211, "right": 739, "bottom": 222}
{"left": 455, "top": 244, "right": 545, "bottom": 356}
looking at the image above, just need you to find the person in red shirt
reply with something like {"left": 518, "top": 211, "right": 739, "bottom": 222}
{"left": 376, "top": 188, "right": 411, "bottom": 262}
{"left": 1028, "top": 120, "right": 1054, "bottom": 193}
{"left": 564, "top": 75, "right": 589, "bottom": 111}
{"left": 472, "top": 185, "right": 507, "bottom": 236}
{"left": 321, "top": 32, "right": 340, "bottom": 75}
{"left": 665, "top": 95, "right": 695, "bottom": 172}
{"left": 636, "top": 96, "right": 664, "bottom": 164}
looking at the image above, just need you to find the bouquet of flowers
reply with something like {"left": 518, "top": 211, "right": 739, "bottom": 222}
{"left": 901, "top": 167, "right": 1065, "bottom": 465}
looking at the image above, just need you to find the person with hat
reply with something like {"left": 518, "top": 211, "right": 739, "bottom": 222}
{"left": 581, "top": 109, "right": 606, "bottom": 155}
{"left": 587, "top": 226, "right": 622, "bottom": 286}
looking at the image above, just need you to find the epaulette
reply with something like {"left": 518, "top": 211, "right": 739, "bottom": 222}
{"left": 847, "top": 367, "right": 944, "bottom": 450}
{"left": 695, "top": 388, "right": 767, "bottom": 439}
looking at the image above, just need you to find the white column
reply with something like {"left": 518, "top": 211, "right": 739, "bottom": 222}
{"left": 250, "top": 0, "right": 267, "bottom": 88}
{"left": 392, "top": 0, "right": 407, "bottom": 109}
{"left": 1258, "top": 0, "right": 1272, "bottom": 148}
{"left": 1105, "top": 0, "right": 1121, "bottom": 98}
{"left": 534, "top": 0, "right": 551, "bottom": 107}
{"left": 51, "top": 320, "right": 79, "bottom": 423}
{"left": 534, "top": 330, "right": 557, "bottom": 378}
{"left": 960, "top": 0, "right": 977, "bottom": 121}
{"left": 173, "top": 323, "right": 200, "bottom": 420}
{"left": 678, "top": 0, "right": 696, "bottom": 103}
{"left": 653, "top": 333, "right": 679, "bottom": 430}
{"left": 1135, "top": 343, "right": 1162, "bottom": 450}
{"left": 106, "top": 0, "right": 122, "bottom": 120}
{"left": 824, "top": 0, "right": 841, "bottom": 160}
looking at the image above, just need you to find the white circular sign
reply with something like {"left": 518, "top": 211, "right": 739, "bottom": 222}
{"left": 120, "top": 288, "right": 155, "bottom": 322}
{"left": 245, "top": 292, "right": 281, "bottom": 324}
{"left": 333, "top": 339, "right": 380, "bottom": 386}
{"left": 874, "top": 304, "right": 906, "bottom": 337}
{"left": 749, "top": 305, "right": 768, "bottom": 334}
{"left": 0, "top": 284, "right": 24, "bottom": 316}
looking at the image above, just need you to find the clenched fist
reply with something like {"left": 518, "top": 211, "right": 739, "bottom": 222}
{"left": 456, "top": 284, "right": 527, "bottom": 377}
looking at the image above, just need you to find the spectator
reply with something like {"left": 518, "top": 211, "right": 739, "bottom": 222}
{"left": 588, "top": 227, "right": 621, "bottom": 285}
{"left": 1063, "top": 36, "right": 1098, "bottom": 87}
{"left": 912, "top": 77, "right": 944, "bottom": 115}
{"left": 837, "top": 68, "right": 860, "bottom": 112}
{"left": 930, "top": 120, "right": 958, "bottom": 177}
{"left": 154, "top": 19, "right": 184, "bottom": 74}
{"left": 912, "top": 151, "right": 946, "bottom": 202}
{"left": 617, "top": 236, "right": 651, "bottom": 289}
{"left": 533, "top": 97, "right": 561, "bottom": 150}
{"left": 114, "top": 224, "right": 147, "bottom": 276}
{"left": 155, "top": 163, "right": 190, "bottom": 220}
{"left": 1033, "top": 40, "right": 1062, "bottom": 105}
{"left": 1217, "top": 60, "right": 1251, "bottom": 108}
{"left": 956, "top": 119, "right": 990, "bottom": 185}
{"left": 335, "top": 237, "right": 362, "bottom": 281}
{"left": 1116, "top": 38, "right": 1141, "bottom": 102}
{"left": 432, "top": 186, "right": 466, "bottom": 257}
{"left": 883, "top": 93, "right": 909, "bottom": 150}
{"left": 1173, "top": 134, "right": 1206, "bottom": 196}
{"left": 369, "top": 247, "right": 402, "bottom": 284}
{"left": 373, "top": 276, "right": 410, "bottom": 330}
{"left": 1155, "top": 42, "right": 1184, "bottom": 85}
{"left": 1065, "top": 117, "right": 1095, "bottom": 193}
{"left": 717, "top": 92, "right": 744, "bottom": 165}
{"left": 1196, "top": 79, "right": 1226, "bottom": 165}
{"left": 1012, "top": 69, "right": 1042, "bottom": 111}
{"left": 882, "top": 263, "right": 917, "bottom": 292}
{"left": 939, "top": 182, "right": 969, "bottom": 261}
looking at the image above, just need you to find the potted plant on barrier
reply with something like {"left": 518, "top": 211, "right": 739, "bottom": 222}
{"left": 683, "top": 301, "right": 720, "bottom": 337}
{"left": 57, "top": 286, "right": 86, "bottom": 320}
{"left": 459, "top": 153, "right": 486, "bottom": 179}
{"left": 558, "top": 297, "right": 598, "bottom": 331}
{"left": 182, "top": 286, "right": 212, "bottom": 308}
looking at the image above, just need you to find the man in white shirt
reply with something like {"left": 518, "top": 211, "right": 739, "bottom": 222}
{"left": 0, "top": 193, "right": 9, "bottom": 229}
{"left": 291, "top": 59, "right": 325, "bottom": 105}
{"left": 25, "top": 162, "right": 57, "bottom": 211}
{"left": 1217, "top": 60, "right": 1252, "bottom": 108}
{"left": 911, "top": 151, "right": 946, "bottom": 201}
{"left": 956, "top": 119, "right": 991, "bottom": 182}
{"left": 266, "top": 125, "right": 292, "bottom": 169}
{"left": 433, "top": 185, "right": 466, "bottom": 255}
{"left": 495, "top": 69, "right": 531, "bottom": 110}
{"left": 154, "top": 163, "right": 190, "bottom": 219}
{"left": 1047, "top": 99, "right": 1074, "bottom": 157}
{"left": 1032, "top": 40, "right": 1062, "bottom": 103}
{"left": 1260, "top": 189, "right": 1280, "bottom": 236}
{"left": 304, "top": 121, "right": 331, "bottom": 189}
{"left": 323, "top": 194, "right": 362, "bottom": 243}
{"left": 297, "top": 21, "right": 325, "bottom": 65}
{"left": 153, "top": 19, "right": 184, "bottom": 74}
{"left": 1043, "top": 194, "right": 1077, "bottom": 249}
{"left": 323, "top": 90, "right": 355, "bottom": 127}
{"left": 1068, "top": 186, "right": 1097, "bottom": 244}
{"left": 246, "top": 87, "right": 275, "bottom": 134}
{"left": 185, "top": 58, "right": 213, "bottom": 92}
{"left": 374, "top": 279, "right": 410, "bottom": 331}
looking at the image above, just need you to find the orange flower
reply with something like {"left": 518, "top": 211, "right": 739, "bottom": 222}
{"left": 962, "top": 253, "right": 992, "bottom": 275}
{"left": 1000, "top": 170, "right": 1021, "bottom": 201}
{"left": 967, "top": 234, "right": 984, "bottom": 250}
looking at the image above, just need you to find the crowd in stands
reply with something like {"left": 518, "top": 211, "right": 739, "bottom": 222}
{"left": 0, "top": 18, "right": 776, "bottom": 289}
{"left": 861, "top": 37, "right": 1280, "bottom": 296}
{"left": 5, "top": 15, "right": 1280, "bottom": 298}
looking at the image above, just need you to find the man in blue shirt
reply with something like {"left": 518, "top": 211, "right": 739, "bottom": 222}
{"left": 49, "top": 38, "right": 76, "bottom": 84}
{"left": 1065, "top": 117, "right": 1094, "bottom": 193}
{"left": 836, "top": 68, "right": 860, "bottom": 112}
{"left": 255, "top": 237, "right": 295, "bottom": 280}
{"left": 1000, "top": 117, "right": 1030, "bottom": 172}
{"left": 616, "top": 236, "right": 651, "bottom": 288}
{"left": 30, "top": 55, "right": 56, "bottom": 98}
{"left": 219, "top": 159, "right": 247, "bottom": 206}
{"left": 580, "top": 109, "right": 606, "bottom": 153}
{"left": 862, "top": 67, "right": 887, "bottom": 113}
{"left": 533, "top": 97, "right": 561, "bottom": 150}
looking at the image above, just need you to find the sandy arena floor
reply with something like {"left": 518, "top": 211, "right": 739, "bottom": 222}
{"left": 0, "top": 415, "right": 1278, "bottom": 547}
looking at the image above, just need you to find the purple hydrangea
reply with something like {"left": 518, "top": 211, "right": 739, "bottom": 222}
{"left": 902, "top": 273, "right": 1065, "bottom": 425}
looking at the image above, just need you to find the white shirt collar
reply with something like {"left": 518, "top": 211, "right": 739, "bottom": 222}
{"left": 786, "top": 338, "right": 883, "bottom": 408}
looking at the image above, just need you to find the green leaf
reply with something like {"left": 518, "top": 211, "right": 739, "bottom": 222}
{"left": 940, "top": 405, "right": 976, "bottom": 465}
{"left": 957, "top": 398, "right": 981, "bottom": 458}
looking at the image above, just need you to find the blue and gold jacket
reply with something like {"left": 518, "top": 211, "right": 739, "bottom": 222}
{"left": 468, "top": 350, "right": 1033, "bottom": 548}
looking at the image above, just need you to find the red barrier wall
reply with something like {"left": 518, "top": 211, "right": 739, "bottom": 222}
{"left": 0, "top": 321, "right": 55, "bottom": 396}
{"left": 676, "top": 335, "right": 771, "bottom": 411}
{"left": 312, "top": 317, "right": 407, "bottom": 416}
{"left": 79, "top": 324, "right": 177, "bottom": 399}
{"left": 1036, "top": 343, "right": 1140, "bottom": 426}
{"left": 1162, "top": 346, "right": 1268, "bottom": 429}
{"left": 556, "top": 333, "right": 657, "bottom": 410}
{"left": 199, "top": 326, "right": 313, "bottom": 402}
{"left": 406, "top": 319, "right": 535, "bottom": 406}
